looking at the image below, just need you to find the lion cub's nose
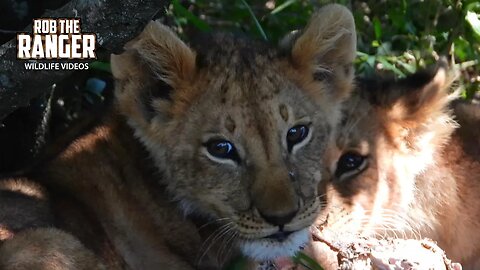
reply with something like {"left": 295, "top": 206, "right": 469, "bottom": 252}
{"left": 252, "top": 166, "right": 300, "bottom": 226}
{"left": 259, "top": 209, "right": 298, "bottom": 227}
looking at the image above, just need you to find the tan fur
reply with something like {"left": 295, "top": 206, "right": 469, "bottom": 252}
{"left": 0, "top": 178, "right": 52, "bottom": 241}
{"left": 0, "top": 179, "right": 108, "bottom": 269}
{"left": 290, "top": 4, "right": 356, "bottom": 102}
{"left": 319, "top": 64, "right": 480, "bottom": 269}
{"left": 0, "top": 228, "right": 105, "bottom": 270}
{"left": 1, "top": 4, "right": 358, "bottom": 269}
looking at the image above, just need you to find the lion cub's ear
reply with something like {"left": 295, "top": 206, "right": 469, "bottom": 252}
{"left": 288, "top": 4, "right": 357, "bottom": 100}
{"left": 111, "top": 21, "right": 196, "bottom": 130}
{"left": 359, "top": 61, "right": 457, "bottom": 149}
{"left": 365, "top": 61, "right": 456, "bottom": 125}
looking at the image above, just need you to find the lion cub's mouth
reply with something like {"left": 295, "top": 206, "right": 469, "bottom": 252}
{"left": 236, "top": 198, "right": 321, "bottom": 260}
{"left": 263, "top": 230, "right": 295, "bottom": 242}
{"left": 239, "top": 228, "right": 309, "bottom": 261}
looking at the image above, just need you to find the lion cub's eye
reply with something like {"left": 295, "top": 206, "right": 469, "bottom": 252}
{"left": 335, "top": 152, "right": 368, "bottom": 180}
{"left": 205, "top": 139, "right": 239, "bottom": 162}
{"left": 286, "top": 125, "right": 310, "bottom": 151}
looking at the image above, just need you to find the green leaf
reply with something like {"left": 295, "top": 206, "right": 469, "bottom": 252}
{"left": 89, "top": 61, "right": 111, "bottom": 73}
{"left": 466, "top": 11, "right": 480, "bottom": 37}
{"left": 356, "top": 51, "right": 370, "bottom": 58}
{"left": 270, "top": 0, "right": 297, "bottom": 15}
{"left": 367, "top": 55, "right": 376, "bottom": 68}
{"left": 396, "top": 60, "right": 416, "bottom": 74}
{"left": 223, "top": 256, "right": 248, "bottom": 270}
{"left": 241, "top": 0, "right": 268, "bottom": 41}
{"left": 377, "top": 57, "right": 406, "bottom": 77}
{"left": 373, "top": 16, "right": 382, "bottom": 41}
{"left": 172, "top": 0, "right": 211, "bottom": 31}
{"left": 292, "top": 252, "right": 324, "bottom": 270}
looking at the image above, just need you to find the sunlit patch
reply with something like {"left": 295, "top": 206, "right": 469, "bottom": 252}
{"left": 0, "top": 179, "right": 45, "bottom": 199}
{"left": 0, "top": 225, "right": 14, "bottom": 241}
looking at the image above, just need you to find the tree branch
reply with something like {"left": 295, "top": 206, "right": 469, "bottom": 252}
{"left": 0, "top": 0, "right": 169, "bottom": 120}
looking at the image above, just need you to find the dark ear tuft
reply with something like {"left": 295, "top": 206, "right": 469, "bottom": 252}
{"left": 142, "top": 79, "right": 174, "bottom": 120}
{"left": 313, "top": 71, "right": 331, "bottom": 82}
{"left": 358, "top": 68, "right": 437, "bottom": 108}
{"left": 358, "top": 60, "right": 456, "bottom": 123}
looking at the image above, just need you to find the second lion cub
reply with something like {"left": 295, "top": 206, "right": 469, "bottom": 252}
{"left": 319, "top": 63, "right": 480, "bottom": 269}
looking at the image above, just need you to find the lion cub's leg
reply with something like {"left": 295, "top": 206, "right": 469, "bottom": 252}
{"left": 0, "top": 228, "right": 105, "bottom": 270}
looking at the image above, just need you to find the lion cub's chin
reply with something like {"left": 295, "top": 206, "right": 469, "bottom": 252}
{"left": 239, "top": 228, "right": 309, "bottom": 261}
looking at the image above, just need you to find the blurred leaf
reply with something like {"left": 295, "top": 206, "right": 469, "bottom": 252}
{"left": 223, "top": 256, "right": 248, "bottom": 270}
{"left": 397, "top": 60, "right": 416, "bottom": 74}
{"left": 270, "top": 0, "right": 297, "bottom": 15}
{"left": 89, "top": 61, "right": 111, "bottom": 73}
{"left": 388, "top": 8, "right": 405, "bottom": 31}
{"left": 377, "top": 42, "right": 392, "bottom": 55}
{"left": 241, "top": 0, "right": 268, "bottom": 41}
{"left": 367, "top": 55, "right": 376, "bottom": 68}
{"left": 454, "top": 36, "right": 471, "bottom": 61}
{"left": 172, "top": 0, "right": 211, "bottom": 31}
{"left": 372, "top": 16, "right": 382, "bottom": 40}
{"left": 292, "top": 252, "right": 324, "bottom": 270}
{"left": 168, "top": 0, "right": 480, "bottom": 100}
{"left": 377, "top": 57, "right": 406, "bottom": 77}
{"left": 466, "top": 11, "right": 480, "bottom": 37}
{"left": 405, "top": 21, "right": 416, "bottom": 34}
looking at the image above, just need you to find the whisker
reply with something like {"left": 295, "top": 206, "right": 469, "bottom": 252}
{"left": 217, "top": 229, "right": 238, "bottom": 265}
{"left": 313, "top": 205, "right": 427, "bottom": 248}
{"left": 225, "top": 232, "right": 239, "bottom": 264}
{"left": 197, "top": 217, "right": 231, "bottom": 231}
{"left": 196, "top": 222, "right": 234, "bottom": 266}
{"left": 210, "top": 228, "right": 232, "bottom": 263}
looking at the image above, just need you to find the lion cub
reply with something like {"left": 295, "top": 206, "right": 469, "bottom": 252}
{"left": 1, "top": 4, "right": 358, "bottom": 269}
{"left": 320, "top": 63, "right": 480, "bottom": 269}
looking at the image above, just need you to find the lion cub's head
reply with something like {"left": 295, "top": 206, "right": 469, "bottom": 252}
{"left": 320, "top": 63, "right": 457, "bottom": 241}
{"left": 111, "top": 4, "right": 355, "bottom": 261}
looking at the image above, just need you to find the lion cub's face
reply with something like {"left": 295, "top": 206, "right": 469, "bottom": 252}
{"left": 320, "top": 65, "right": 456, "bottom": 241}
{"left": 111, "top": 4, "right": 356, "bottom": 261}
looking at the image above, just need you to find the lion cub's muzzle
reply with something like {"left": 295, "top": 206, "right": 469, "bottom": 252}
{"left": 258, "top": 200, "right": 299, "bottom": 242}
{"left": 236, "top": 192, "right": 320, "bottom": 260}
{"left": 243, "top": 166, "right": 318, "bottom": 241}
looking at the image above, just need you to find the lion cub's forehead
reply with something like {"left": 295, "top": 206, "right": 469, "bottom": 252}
{"left": 191, "top": 33, "right": 303, "bottom": 114}
{"left": 193, "top": 33, "right": 280, "bottom": 72}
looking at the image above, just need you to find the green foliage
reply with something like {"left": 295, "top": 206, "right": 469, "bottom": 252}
{"left": 223, "top": 252, "right": 325, "bottom": 270}
{"left": 224, "top": 256, "right": 248, "bottom": 270}
{"left": 292, "top": 251, "right": 325, "bottom": 270}
{"left": 171, "top": 0, "right": 211, "bottom": 31}
{"left": 89, "top": 61, "right": 111, "bottom": 73}
{"left": 168, "top": 0, "right": 479, "bottom": 98}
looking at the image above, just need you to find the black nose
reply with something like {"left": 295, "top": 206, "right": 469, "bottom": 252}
{"left": 259, "top": 209, "right": 298, "bottom": 227}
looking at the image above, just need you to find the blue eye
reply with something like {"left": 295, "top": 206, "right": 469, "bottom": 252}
{"left": 205, "top": 139, "right": 239, "bottom": 161}
{"left": 286, "top": 125, "right": 309, "bottom": 151}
